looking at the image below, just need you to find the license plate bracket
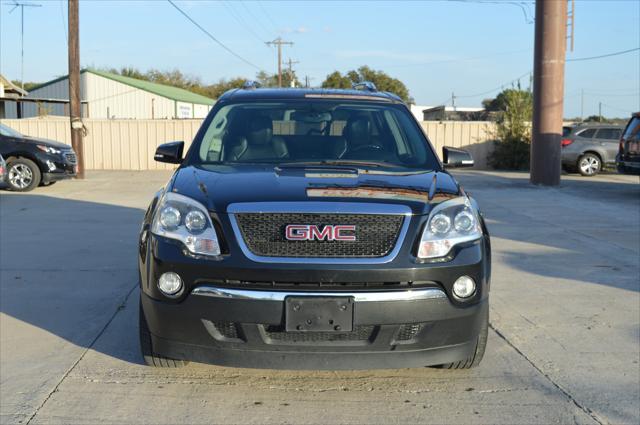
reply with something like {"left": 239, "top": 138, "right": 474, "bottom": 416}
{"left": 285, "top": 297, "right": 354, "bottom": 332}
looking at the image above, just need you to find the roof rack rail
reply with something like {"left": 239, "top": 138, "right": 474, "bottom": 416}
{"left": 242, "top": 80, "right": 261, "bottom": 90}
{"left": 352, "top": 81, "right": 377, "bottom": 92}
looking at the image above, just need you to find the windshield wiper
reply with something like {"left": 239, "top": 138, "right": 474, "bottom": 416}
{"left": 277, "top": 160, "right": 395, "bottom": 168}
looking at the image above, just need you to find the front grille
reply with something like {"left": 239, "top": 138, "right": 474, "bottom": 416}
{"left": 205, "top": 279, "right": 438, "bottom": 291}
{"left": 263, "top": 324, "right": 376, "bottom": 343}
{"left": 234, "top": 213, "right": 404, "bottom": 258}
{"left": 64, "top": 152, "right": 77, "bottom": 163}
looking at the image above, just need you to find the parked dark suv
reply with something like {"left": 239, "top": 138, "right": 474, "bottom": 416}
{"left": 561, "top": 123, "right": 625, "bottom": 176}
{"left": 0, "top": 123, "right": 77, "bottom": 191}
{"left": 616, "top": 112, "right": 640, "bottom": 175}
{"left": 138, "top": 85, "right": 491, "bottom": 370}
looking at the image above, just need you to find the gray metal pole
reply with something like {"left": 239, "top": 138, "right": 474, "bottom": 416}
{"left": 530, "top": 0, "right": 567, "bottom": 186}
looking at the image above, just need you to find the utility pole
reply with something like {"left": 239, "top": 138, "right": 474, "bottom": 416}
{"left": 598, "top": 102, "right": 602, "bottom": 122}
{"left": 580, "top": 89, "right": 584, "bottom": 121}
{"left": 530, "top": 0, "right": 567, "bottom": 186}
{"left": 304, "top": 76, "right": 312, "bottom": 88}
{"left": 68, "top": 0, "right": 84, "bottom": 179}
{"left": 451, "top": 92, "right": 456, "bottom": 110}
{"left": 285, "top": 58, "right": 299, "bottom": 87}
{"left": 6, "top": 1, "right": 42, "bottom": 91}
{"left": 265, "top": 37, "right": 293, "bottom": 87}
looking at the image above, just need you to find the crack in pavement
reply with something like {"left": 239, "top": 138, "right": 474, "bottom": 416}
{"left": 24, "top": 282, "right": 139, "bottom": 425}
{"left": 489, "top": 324, "right": 605, "bottom": 425}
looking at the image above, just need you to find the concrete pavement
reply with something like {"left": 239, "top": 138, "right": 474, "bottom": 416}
{"left": 1, "top": 170, "right": 638, "bottom": 424}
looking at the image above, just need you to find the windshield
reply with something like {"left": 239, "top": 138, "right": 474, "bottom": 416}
{"left": 190, "top": 101, "right": 439, "bottom": 170}
{"left": 0, "top": 123, "right": 22, "bottom": 138}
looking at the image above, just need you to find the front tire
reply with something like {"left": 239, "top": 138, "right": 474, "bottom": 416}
{"left": 578, "top": 153, "right": 601, "bottom": 176}
{"left": 439, "top": 307, "right": 488, "bottom": 369}
{"left": 7, "top": 158, "right": 41, "bottom": 192}
{"left": 139, "top": 299, "right": 187, "bottom": 368}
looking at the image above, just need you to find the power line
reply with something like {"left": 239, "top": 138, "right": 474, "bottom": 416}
{"left": 256, "top": 1, "right": 280, "bottom": 34}
{"left": 238, "top": 0, "right": 276, "bottom": 39}
{"left": 220, "top": 0, "right": 270, "bottom": 47}
{"left": 455, "top": 71, "right": 532, "bottom": 99}
{"left": 167, "top": 0, "right": 262, "bottom": 71}
{"left": 378, "top": 48, "right": 532, "bottom": 69}
{"left": 445, "top": 0, "right": 534, "bottom": 24}
{"left": 58, "top": 0, "right": 67, "bottom": 43}
{"left": 567, "top": 47, "right": 639, "bottom": 62}
{"left": 600, "top": 102, "right": 633, "bottom": 114}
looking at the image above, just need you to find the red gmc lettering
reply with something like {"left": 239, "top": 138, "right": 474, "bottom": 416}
{"left": 285, "top": 225, "right": 356, "bottom": 241}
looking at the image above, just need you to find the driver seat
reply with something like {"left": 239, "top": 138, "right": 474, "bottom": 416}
{"left": 226, "top": 115, "right": 289, "bottom": 161}
{"left": 340, "top": 115, "right": 385, "bottom": 160}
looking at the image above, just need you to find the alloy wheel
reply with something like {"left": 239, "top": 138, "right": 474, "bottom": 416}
{"left": 579, "top": 156, "right": 600, "bottom": 176}
{"left": 8, "top": 164, "right": 33, "bottom": 189}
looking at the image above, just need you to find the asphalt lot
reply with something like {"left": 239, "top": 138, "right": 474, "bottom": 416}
{"left": 1, "top": 170, "right": 638, "bottom": 425}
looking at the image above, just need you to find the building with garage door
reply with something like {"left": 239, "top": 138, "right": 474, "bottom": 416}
{"left": 2, "top": 69, "right": 215, "bottom": 119}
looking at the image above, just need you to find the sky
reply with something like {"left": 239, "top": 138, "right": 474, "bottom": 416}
{"left": 0, "top": 0, "right": 638, "bottom": 118}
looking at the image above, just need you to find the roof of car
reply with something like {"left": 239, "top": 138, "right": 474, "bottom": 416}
{"left": 218, "top": 87, "right": 405, "bottom": 103}
{"left": 572, "top": 123, "right": 625, "bottom": 129}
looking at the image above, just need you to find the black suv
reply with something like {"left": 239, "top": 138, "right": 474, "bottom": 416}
{"left": 0, "top": 123, "right": 77, "bottom": 191}
{"left": 139, "top": 85, "right": 491, "bottom": 370}
{"left": 616, "top": 112, "right": 640, "bottom": 175}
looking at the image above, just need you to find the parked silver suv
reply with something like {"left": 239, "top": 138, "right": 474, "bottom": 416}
{"left": 561, "top": 124, "right": 624, "bottom": 176}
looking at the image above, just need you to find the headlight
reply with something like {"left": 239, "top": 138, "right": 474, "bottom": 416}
{"left": 151, "top": 192, "right": 221, "bottom": 256}
{"left": 36, "top": 145, "right": 62, "bottom": 154}
{"left": 418, "top": 197, "right": 482, "bottom": 259}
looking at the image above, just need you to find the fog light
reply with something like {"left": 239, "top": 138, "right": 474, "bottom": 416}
{"left": 158, "top": 272, "right": 183, "bottom": 296}
{"left": 452, "top": 275, "right": 476, "bottom": 299}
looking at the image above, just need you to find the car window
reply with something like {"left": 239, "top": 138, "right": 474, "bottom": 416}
{"left": 0, "top": 123, "right": 23, "bottom": 138}
{"left": 576, "top": 128, "right": 597, "bottom": 138}
{"left": 595, "top": 128, "right": 622, "bottom": 140}
{"left": 192, "top": 101, "right": 438, "bottom": 170}
{"left": 622, "top": 117, "right": 640, "bottom": 142}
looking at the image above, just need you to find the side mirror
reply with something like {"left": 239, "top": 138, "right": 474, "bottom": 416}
{"left": 443, "top": 146, "right": 474, "bottom": 168}
{"left": 154, "top": 141, "right": 184, "bottom": 164}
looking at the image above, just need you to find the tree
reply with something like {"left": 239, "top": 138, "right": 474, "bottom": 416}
{"left": 321, "top": 71, "right": 351, "bottom": 89}
{"left": 255, "top": 70, "right": 301, "bottom": 88}
{"left": 487, "top": 88, "right": 533, "bottom": 170}
{"left": 321, "top": 66, "right": 411, "bottom": 102}
{"left": 584, "top": 114, "right": 608, "bottom": 123}
{"left": 204, "top": 77, "right": 248, "bottom": 98}
{"left": 11, "top": 80, "right": 40, "bottom": 91}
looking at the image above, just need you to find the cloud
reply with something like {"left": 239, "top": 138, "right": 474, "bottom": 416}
{"left": 280, "top": 26, "right": 310, "bottom": 34}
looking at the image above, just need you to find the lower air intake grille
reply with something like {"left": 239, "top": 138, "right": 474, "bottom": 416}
{"left": 213, "top": 321, "right": 240, "bottom": 339}
{"left": 234, "top": 213, "right": 404, "bottom": 258}
{"left": 263, "top": 325, "right": 376, "bottom": 343}
{"left": 396, "top": 323, "right": 424, "bottom": 341}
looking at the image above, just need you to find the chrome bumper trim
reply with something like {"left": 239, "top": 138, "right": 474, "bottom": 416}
{"left": 191, "top": 286, "right": 447, "bottom": 302}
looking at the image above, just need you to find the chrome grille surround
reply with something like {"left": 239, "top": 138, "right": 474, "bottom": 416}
{"left": 227, "top": 202, "right": 412, "bottom": 264}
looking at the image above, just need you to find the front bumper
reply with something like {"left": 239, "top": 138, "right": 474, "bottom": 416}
{"left": 38, "top": 150, "right": 77, "bottom": 183}
{"left": 616, "top": 156, "right": 640, "bottom": 175}
{"left": 139, "top": 234, "right": 490, "bottom": 369}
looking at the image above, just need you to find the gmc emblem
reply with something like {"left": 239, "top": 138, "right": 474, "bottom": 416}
{"left": 285, "top": 224, "right": 356, "bottom": 241}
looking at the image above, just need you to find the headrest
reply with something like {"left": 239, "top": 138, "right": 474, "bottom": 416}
{"left": 344, "top": 115, "right": 372, "bottom": 146}
{"left": 247, "top": 115, "right": 273, "bottom": 145}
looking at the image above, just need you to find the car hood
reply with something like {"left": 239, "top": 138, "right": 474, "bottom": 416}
{"left": 171, "top": 164, "right": 461, "bottom": 215}
{"left": 20, "top": 136, "right": 70, "bottom": 150}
